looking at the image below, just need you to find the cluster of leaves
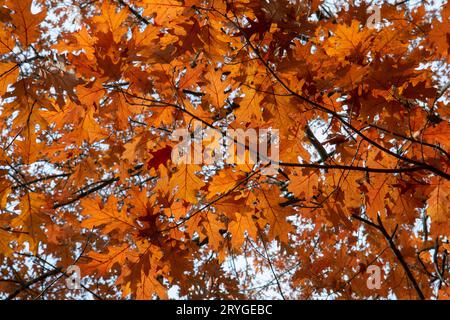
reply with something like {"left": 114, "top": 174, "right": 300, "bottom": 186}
{"left": 0, "top": 0, "right": 449, "bottom": 300}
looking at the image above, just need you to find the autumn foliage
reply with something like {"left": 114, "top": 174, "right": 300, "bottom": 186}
{"left": 0, "top": 0, "right": 449, "bottom": 300}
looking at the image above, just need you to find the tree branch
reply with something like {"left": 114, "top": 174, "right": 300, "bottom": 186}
{"left": 53, "top": 177, "right": 119, "bottom": 209}
{"left": 207, "top": 7, "right": 450, "bottom": 180}
{"left": 116, "top": 0, "right": 150, "bottom": 25}
{"left": 6, "top": 268, "right": 62, "bottom": 300}
{"left": 352, "top": 214, "right": 426, "bottom": 300}
{"left": 121, "top": 90, "right": 428, "bottom": 175}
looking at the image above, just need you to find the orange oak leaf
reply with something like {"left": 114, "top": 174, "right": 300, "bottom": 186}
{"left": 8, "top": 0, "right": 46, "bottom": 47}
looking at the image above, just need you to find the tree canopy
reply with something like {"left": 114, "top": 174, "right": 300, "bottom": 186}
{"left": 0, "top": 0, "right": 449, "bottom": 300}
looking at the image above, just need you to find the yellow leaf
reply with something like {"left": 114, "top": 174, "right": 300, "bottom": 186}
{"left": 253, "top": 187, "right": 294, "bottom": 243}
{"left": 142, "top": 0, "right": 186, "bottom": 25}
{"left": 81, "top": 197, "right": 136, "bottom": 235}
{"left": 9, "top": 0, "right": 46, "bottom": 46}
{"left": 325, "top": 20, "right": 373, "bottom": 60}
{"left": 427, "top": 180, "right": 450, "bottom": 224}
{"left": 228, "top": 211, "right": 258, "bottom": 249}
{"left": 169, "top": 164, "right": 205, "bottom": 203}
{"left": 11, "top": 193, "right": 50, "bottom": 252}
{"left": 207, "top": 168, "right": 246, "bottom": 200}
{"left": 92, "top": 2, "right": 128, "bottom": 43}
{"left": 83, "top": 243, "right": 131, "bottom": 276}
